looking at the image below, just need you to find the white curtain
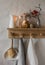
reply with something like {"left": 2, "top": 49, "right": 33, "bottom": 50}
{"left": 18, "top": 38, "right": 25, "bottom": 65}
{"left": 26, "top": 38, "right": 38, "bottom": 65}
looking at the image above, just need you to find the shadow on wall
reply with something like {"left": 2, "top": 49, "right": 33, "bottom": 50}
{"left": 35, "top": 39, "right": 45, "bottom": 65}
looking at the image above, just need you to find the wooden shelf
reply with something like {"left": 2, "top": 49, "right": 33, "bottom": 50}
{"left": 7, "top": 27, "right": 45, "bottom": 38}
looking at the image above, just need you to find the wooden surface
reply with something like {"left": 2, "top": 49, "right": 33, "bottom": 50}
{"left": 7, "top": 27, "right": 45, "bottom": 38}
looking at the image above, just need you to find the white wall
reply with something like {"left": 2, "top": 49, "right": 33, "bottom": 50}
{"left": 0, "top": 0, "right": 45, "bottom": 65}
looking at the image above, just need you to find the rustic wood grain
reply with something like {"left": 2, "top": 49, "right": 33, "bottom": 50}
{"left": 7, "top": 27, "right": 45, "bottom": 38}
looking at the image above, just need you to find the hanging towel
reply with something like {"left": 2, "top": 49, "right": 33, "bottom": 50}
{"left": 26, "top": 38, "right": 38, "bottom": 65}
{"left": 9, "top": 15, "right": 14, "bottom": 28}
{"left": 18, "top": 38, "right": 25, "bottom": 65}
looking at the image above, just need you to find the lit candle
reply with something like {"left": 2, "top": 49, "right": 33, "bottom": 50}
{"left": 19, "top": 16, "right": 21, "bottom": 19}
{"left": 16, "top": 16, "right": 22, "bottom": 28}
{"left": 22, "top": 20, "right": 26, "bottom": 27}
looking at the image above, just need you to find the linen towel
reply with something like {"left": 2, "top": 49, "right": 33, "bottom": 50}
{"left": 18, "top": 38, "right": 25, "bottom": 65}
{"left": 26, "top": 38, "right": 38, "bottom": 65}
